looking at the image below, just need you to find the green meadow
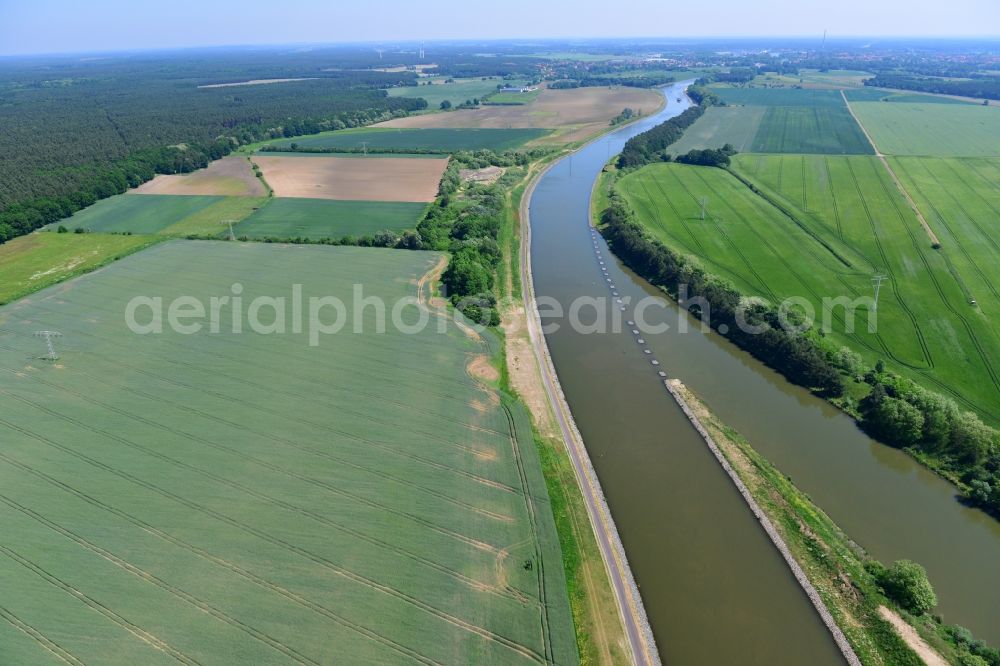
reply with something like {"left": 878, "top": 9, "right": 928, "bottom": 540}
{"left": 57, "top": 194, "right": 222, "bottom": 234}
{"left": 685, "top": 85, "right": 872, "bottom": 154}
{"left": 844, "top": 89, "right": 976, "bottom": 104}
{"left": 751, "top": 106, "right": 874, "bottom": 154}
{"left": 668, "top": 106, "right": 767, "bottom": 154}
{"left": 849, "top": 102, "right": 1000, "bottom": 156}
{"left": 0, "top": 241, "right": 577, "bottom": 664}
{"left": 708, "top": 86, "right": 847, "bottom": 107}
{"left": 0, "top": 232, "right": 158, "bottom": 304}
{"left": 235, "top": 198, "right": 427, "bottom": 239}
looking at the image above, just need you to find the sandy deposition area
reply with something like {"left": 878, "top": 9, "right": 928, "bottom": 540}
{"left": 377, "top": 86, "right": 664, "bottom": 144}
{"left": 252, "top": 155, "right": 448, "bottom": 202}
{"left": 133, "top": 156, "right": 266, "bottom": 196}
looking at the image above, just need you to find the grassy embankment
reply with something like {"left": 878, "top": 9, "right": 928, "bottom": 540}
{"left": 676, "top": 381, "right": 990, "bottom": 666}
{"left": 499, "top": 99, "right": 684, "bottom": 658}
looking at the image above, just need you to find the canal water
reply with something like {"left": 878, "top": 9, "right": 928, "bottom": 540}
{"left": 530, "top": 79, "right": 1000, "bottom": 662}
{"left": 529, "top": 81, "right": 845, "bottom": 664}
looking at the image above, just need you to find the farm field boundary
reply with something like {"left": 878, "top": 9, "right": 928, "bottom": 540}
{"left": 667, "top": 106, "right": 765, "bottom": 154}
{"left": 848, "top": 102, "right": 1000, "bottom": 156}
{"left": 750, "top": 105, "right": 874, "bottom": 154}
{"left": 234, "top": 198, "right": 427, "bottom": 239}
{"left": 132, "top": 156, "right": 266, "bottom": 197}
{"left": 377, "top": 87, "right": 665, "bottom": 145}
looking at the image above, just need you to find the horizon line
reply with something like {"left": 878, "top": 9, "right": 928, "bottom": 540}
{"left": 3, "top": 34, "right": 1000, "bottom": 59}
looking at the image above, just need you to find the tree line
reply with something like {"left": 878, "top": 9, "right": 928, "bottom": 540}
{"left": 674, "top": 145, "right": 736, "bottom": 167}
{"left": 545, "top": 74, "right": 677, "bottom": 90}
{"left": 609, "top": 108, "right": 636, "bottom": 126}
{"left": 859, "top": 363, "right": 1000, "bottom": 517}
{"left": 616, "top": 84, "right": 723, "bottom": 168}
{"left": 601, "top": 194, "right": 848, "bottom": 395}
{"left": 546, "top": 61, "right": 688, "bottom": 90}
{"left": 261, "top": 144, "right": 452, "bottom": 156}
{"left": 864, "top": 74, "right": 1000, "bottom": 101}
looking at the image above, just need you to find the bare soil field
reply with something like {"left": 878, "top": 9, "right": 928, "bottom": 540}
{"left": 460, "top": 165, "right": 505, "bottom": 184}
{"left": 133, "top": 156, "right": 266, "bottom": 196}
{"left": 252, "top": 155, "right": 448, "bottom": 202}
{"left": 377, "top": 87, "right": 664, "bottom": 144}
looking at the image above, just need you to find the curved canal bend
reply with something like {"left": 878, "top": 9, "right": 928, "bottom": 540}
{"left": 529, "top": 81, "right": 1000, "bottom": 662}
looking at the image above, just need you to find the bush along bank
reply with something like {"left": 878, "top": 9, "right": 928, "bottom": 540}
{"left": 859, "top": 366, "right": 1000, "bottom": 518}
{"left": 681, "top": 381, "right": 1000, "bottom": 666}
{"left": 598, "top": 188, "right": 1000, "bottom": 522}
{"left": 418, "top": 148, "right": 551, "bottom": 326}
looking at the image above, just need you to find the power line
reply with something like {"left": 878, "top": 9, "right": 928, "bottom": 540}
{"left": 34, "top": 331, "right": 62, "bottom": 361}
{"left": 872, "top": 274, "right": 888, "bottom": 311}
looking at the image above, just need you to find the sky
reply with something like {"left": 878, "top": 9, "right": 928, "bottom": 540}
{"left": 1, "top": 0, "right": 998, "bottom": 56}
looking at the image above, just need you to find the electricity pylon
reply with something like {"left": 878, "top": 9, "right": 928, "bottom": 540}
{"left": 872, "top": 274, "right": 888, "bottom": 311}
{"left": 34, "top": 331, "right": 62, "bottom": 361}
